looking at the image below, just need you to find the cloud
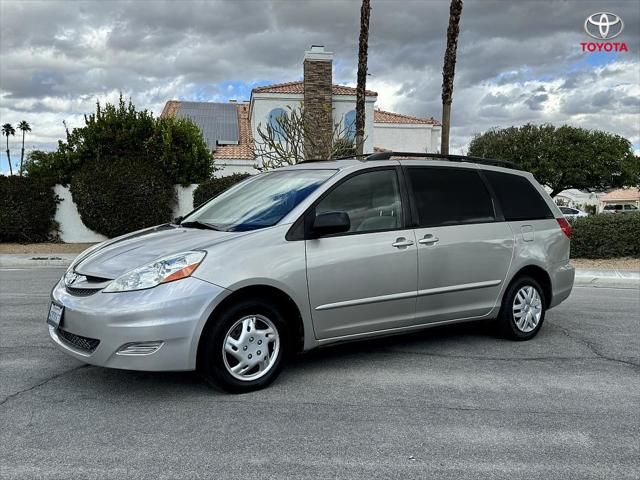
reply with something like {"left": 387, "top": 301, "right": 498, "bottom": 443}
{"left": 0, "top": 0, "right": 638, "bottom": 167}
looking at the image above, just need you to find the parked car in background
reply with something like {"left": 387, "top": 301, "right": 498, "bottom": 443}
{"left": 602, "top": 204, "right": 639, "bottom": 214}
{"left": 559, "top": 206, "right": 588, "bottom": 220}
{"left": 47, "top": 153, "right": 575, "bottom": 393}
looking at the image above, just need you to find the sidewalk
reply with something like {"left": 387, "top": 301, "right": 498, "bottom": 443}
{"left": 1, "top": 253, "right": 637, "bottom": 288}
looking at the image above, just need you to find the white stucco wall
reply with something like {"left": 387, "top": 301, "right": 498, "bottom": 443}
{"left": 54, "top": 185, "right": 108, "bottom": 243}
{"left": 373, "top": 123, "right": 441, "bottom": 153}
{"left": 53, "top": 184, "right": 207, "bottom": 243}
{"left": 214, "top": 159, "right": 260, "bottom": 176}
{"left": 251, "top": 93, "right": 376, "bottom": 159}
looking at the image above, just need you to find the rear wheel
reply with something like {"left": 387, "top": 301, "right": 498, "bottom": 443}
{"left": 497, "top": 275, "right": 546, "bottom": 340}
{"left": 199, "top": 298, "right": 288, "bottom": 393}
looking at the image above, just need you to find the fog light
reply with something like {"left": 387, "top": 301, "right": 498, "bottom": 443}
{"left": 116, "top": 341, "right": 164, "bottom": 356}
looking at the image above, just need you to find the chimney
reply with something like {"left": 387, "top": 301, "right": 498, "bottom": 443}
{"left": 303, "top": 45, "right": 333, "bottom": 159}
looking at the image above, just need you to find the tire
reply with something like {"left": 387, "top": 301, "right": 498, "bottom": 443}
{"left": 497, "top": 275, "right": 546, "bottom": 341}
{"left": 199, "top": 298, "right": 288, "bottom": 393}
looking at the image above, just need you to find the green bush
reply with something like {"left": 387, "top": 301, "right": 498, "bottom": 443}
{"left": 25, "top": 95, "right": 213, "bottom": 185}
{"left": 193, "top": 173, "right": 251, "bottom": 207}
{"left": 146, "top": 116, "right": 214, "bottom": 185}
{"left": 70, "top": 159, "right": 175, "bottom": 238}
{"left": 571, "top": 214, "right": 640, "bottom": 258}
{"left": 0, "top": 176, "right": 60, "bottom": 242}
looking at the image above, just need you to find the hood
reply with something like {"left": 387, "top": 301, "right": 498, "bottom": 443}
{"left": 74, "top": 224, "right": 243, "bottom": 279}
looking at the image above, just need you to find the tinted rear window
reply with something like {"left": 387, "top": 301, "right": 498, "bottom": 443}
{"left": 407, "top": 167, "right": 495, "bottom": 227}
{"left": 484, "top": 171, "right": 553, "bottom": 221}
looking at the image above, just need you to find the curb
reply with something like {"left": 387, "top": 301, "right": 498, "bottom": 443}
{"left": 0, "top": 254, "right": 78, "bottom": 268}
{"left": 574, "top": 268, "right": 640, "bottom": 288}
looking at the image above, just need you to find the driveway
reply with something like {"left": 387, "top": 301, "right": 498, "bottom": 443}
{"left": 1, "top": 267, "right": 638, "bottom": 479}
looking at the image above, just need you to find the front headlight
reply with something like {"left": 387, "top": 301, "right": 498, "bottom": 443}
{"left": 103, "top": 251, "right": 206, "bottom": 293}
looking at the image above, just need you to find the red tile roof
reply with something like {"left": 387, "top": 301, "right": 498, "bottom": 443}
{"left": 162, "top": 101, "right": 254, "bottom": 160}
{"left": 213, "top": 103, "right": 254, "bottom": 160}
{"left": 601, "top": 188, "right": 640, "bottom": 201}
{"left": 374, "top": 109, "right": 441, "bottom": 125}
{"left": 252, "top": 81, "right": 377, "bottom": 97}
{"left": 160, "top": 100, "right": 180, "bottom": 119}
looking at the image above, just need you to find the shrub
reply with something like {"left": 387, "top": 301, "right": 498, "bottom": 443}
{"left": 70, "top": 159, "right": 175, "bottom": 238}
{"left": 0, "top": 176, "right": 60, "bottom": 242}
{"left": 146, "top": 116, "right": 214, "bottom": 185}
{"left": 25, "top": 95, "right": 214, "bottom": 185}
{"left": 193, "top": 173, "right": 251, "bottom": 207}
{"left": 571, "top": 214, "right": 640, "bottom": 258}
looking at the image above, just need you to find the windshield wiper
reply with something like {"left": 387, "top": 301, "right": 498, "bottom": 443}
{"left": 179, "top": 221, "right": 224, "bottom": 231}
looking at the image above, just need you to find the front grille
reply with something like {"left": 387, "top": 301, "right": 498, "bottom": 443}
{"left": 57, "top": 328, "right": 100, "bottom": 353}
{"left": 65, "top": 286, "right": 101, "bottom": 296}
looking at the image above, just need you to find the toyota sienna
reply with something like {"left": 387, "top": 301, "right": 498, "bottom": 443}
{"left": 48, "top": 153, "right": 575, "bottom": 392}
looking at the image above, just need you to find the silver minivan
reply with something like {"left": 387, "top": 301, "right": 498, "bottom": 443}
{"left": 48, "top": 153, "right": 575, "bottom": 392}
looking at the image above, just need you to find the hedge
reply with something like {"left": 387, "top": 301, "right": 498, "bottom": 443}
{"left": 70, "top": 159, "right": 175, "bottom": 238}
{"left": 0, "top": 176, "right": 60, "bottom": 242}
{"left": 571, "top": 214, "right": 640, "bottom": 258}
{"left": 193, "top": 173, "right": 251, "bottom": 208}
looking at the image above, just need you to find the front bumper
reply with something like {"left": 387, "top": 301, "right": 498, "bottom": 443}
{"left": 49, "top": 276, "right": 229, "bottom": 371}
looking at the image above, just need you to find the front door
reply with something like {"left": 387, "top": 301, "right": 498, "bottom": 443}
{"left": 404, "top": 165, "right": 514, "bottom": 323}
{"left": 306, "top": 168, "right": 418, "bottom": 339}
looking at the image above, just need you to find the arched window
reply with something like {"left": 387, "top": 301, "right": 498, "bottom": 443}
{"left": 343, "top": 110, "right": 356, "bottom": 140}
{"left": 268, "top": 108, "right": 286, "bottom": 141}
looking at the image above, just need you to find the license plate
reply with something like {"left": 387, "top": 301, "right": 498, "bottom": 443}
{"left": 47, "top": 303, "right": 64, "bottom": 328}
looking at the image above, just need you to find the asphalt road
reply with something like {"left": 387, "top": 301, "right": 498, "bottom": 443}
{"left": 1, "top": 267, "right": 638, "bottom": 480}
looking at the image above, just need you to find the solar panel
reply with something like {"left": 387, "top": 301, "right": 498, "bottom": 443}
{"left": 175, "top": 102, "right": 239, "bottom": 149}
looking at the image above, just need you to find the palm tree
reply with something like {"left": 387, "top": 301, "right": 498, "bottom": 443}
{"left": 17, "top": 121, "right": 31, "bottom": 176}
{"left": 354, "top": 0, "right": 371, "bottom": 156}
{"left": 441, "top": 0, "right": 463, "bottom": 155}
{"left": 2, "top": 123, "right": 15, "bottom": 175}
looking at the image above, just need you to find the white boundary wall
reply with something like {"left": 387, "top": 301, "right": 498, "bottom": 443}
{"left": 53, "top": 185, "right": 199, "bottom": 243}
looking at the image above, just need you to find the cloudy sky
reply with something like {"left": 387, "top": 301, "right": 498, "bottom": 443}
{"left": 0, "top": 0, "right": 638, "bottom": 173}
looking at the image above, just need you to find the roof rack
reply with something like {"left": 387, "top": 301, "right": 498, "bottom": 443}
{"left": 364, "top": 151, "right": 522, "bottom": 170}
{"left": 299, "top": 153, "right": 371, "bottom": 163}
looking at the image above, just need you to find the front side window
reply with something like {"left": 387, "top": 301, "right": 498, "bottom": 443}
{"left": 624, "top": 204, "right": 638, "bottom": 210}
{"left": 187, "top": 169, "right": 336, "bottom": 231}
{"left": 316, "top": 169, "right": 403, "bottom": 233}
{"left": 407, "top": 167, "right": 495, "bottom": 227}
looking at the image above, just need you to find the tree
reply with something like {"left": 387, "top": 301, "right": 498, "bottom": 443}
{"left": 146, "top": 116, "right": 216, "bottom": 185}
{"left": 355, "top": 0, "right": 371, "bottom": 156}
{"left": 253, "top": 104, "right": 355, "bottom": 170}
{"left": 17, "top": 121, "right": 31, "bottom": 176}
{"left": 23, "top": 94, "right": 213, "bottom": 185}
{"left": 2, "top": 123, "right": 15, "bottom": 175}
{"left": 441, "top": 0, "right": 464, "bottom": 155}
{"left": 468, "top": 124, "right": 640, "bottom": 196}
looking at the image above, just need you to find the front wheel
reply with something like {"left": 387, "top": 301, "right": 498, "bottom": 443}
{"left": 497, "top": 276, "right": 546, "bottom": 341}
{"left": 199, "top": 298, "right": 288, "bottom": 393}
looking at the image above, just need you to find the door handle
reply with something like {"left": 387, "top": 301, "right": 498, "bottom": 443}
{"left": 392, "top": 238, "right": 414, "bottom": 248}
{"left": 418, "top": 234, "right": 439, "bottom": 245}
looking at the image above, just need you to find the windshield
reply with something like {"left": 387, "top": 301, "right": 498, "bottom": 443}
{"left": 185, "top": 169, "right": 336, "bottom": 231}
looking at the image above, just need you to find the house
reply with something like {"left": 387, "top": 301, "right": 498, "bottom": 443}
{"left": 599, "top": 188, "right": 640, "bottom": 212}
{"left": 161, "top": 45, "right": 441, "bottom": 176}
{"left": 552, "top": 188, "right": 603, "bottom": 211}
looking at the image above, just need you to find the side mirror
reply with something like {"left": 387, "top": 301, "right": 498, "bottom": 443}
{"left": 312, "top": 211, "right": 350, "bottom": 237}
{"left": 174, "top": 216, "right": 184, "bottom": 225}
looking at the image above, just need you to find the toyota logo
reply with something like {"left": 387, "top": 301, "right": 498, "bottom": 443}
{"left": 584, "top": 12, "right": 624, "bottom": 40}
